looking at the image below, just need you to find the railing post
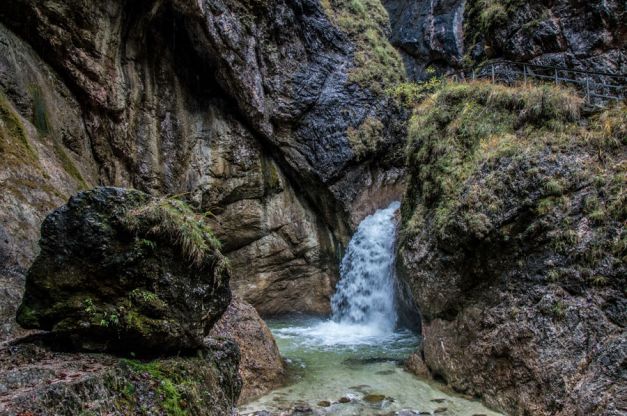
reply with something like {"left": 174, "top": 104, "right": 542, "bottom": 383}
{"left": 523, "top": 64, "right": 527, "bottom": 85}
{"left": 585, "top": 77, "right": 590, "bottom": 104}
{"left": 472, "top": 69, "right": 476, "bottom": 81}
{"left": 491, "top": 64, "right": 495, "bottom": 83}
{"left": 555, "top": 68, "right": 559, "bottom": 85}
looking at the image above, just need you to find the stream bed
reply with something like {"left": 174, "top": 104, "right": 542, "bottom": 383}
{"left": 241, "top": 202, "right": 503, "bottom": 416}
{"left": 239, "top": 316, "right": 502, "bottom": 416}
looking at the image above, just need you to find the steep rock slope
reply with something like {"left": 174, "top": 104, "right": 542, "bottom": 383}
{"left": 384, "top": 0, "right": 626, "bottom": 78}
{"left": 0, "top": 23, "right": 97, "bottom": 339}
{"left": 398, "top": 82, "right": 626, "bottom": 415}
{"left": 0, "top": 0, "right": 408, "bottom": 335}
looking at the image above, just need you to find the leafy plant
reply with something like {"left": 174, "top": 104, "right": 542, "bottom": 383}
{"left": 83, "top": 298, "right": 96, "bottom": 316}
{"left": 100, "top": 312, "right": 120, "bottom": 328}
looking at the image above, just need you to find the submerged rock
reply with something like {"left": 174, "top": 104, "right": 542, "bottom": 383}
{"left": 16, "top": 187, "right": 231, "bottom": 354}
{"left": 363, "top": 393, "right": 387, "bottom": 404}
{"left": 209, "top": 296, "right": 286, "bottom": 403}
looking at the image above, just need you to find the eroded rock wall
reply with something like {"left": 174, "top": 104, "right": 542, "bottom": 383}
{"left": 0, "top": 0, "right": 408, "bottom": 339}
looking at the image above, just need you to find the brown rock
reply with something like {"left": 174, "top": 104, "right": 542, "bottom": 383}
{"left": 209, "top": 297, "right": 285, "bottom": 403}
{"left": 404, "top": 351, "right": 431, "bottom": 379}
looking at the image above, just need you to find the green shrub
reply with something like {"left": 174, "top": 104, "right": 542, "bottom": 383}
{"left": 347, "top": 116, "right": 384, "bottom": 159}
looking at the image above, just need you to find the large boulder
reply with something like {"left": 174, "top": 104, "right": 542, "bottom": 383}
{"left": 209, "top": 297, "right": 286, "bottom": 403}
{"left": 16, "top": 187, "right": 231, "bottom": 354}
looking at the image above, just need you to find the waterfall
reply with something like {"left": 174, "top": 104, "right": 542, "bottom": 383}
{"left": 272, "top": 201, "right": 402, "bottom": 346}
{"left": 331, "top": 201, "right": 400, "bottom": 331}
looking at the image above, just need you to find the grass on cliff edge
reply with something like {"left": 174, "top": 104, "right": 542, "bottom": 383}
{"left": 124, "top": 197, "right": 222, "bottom": 266}
{"left": 403, "top": 80, "right": 626, "bottom": 236}
{"left": 321, "top": 0, "right": 405, "bottom": 93}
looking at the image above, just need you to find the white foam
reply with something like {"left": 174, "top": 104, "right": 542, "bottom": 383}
{"left": 331, "top": 201, "right": 400, "bottom": 332}
{"left": 274, "top": 320, "right": 399, "bottom": 347}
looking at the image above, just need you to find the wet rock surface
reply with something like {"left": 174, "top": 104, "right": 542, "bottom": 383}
{"left": 17, "top": 187, "right": 231, "bottom": 354}
{"left": 0, "top": 337, "right": 241, "bottom": 415}
{"left": 209, "top": 297, "right": 286, "bottom": 403}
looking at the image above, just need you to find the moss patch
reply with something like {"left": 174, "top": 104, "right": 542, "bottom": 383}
{"left": 0, "top": 92, "right": 39, "bottom": 165}
{"left": 52, "top": 139, "right": 89, "bottom": 189}
{"left": 404, "top": 81, "right": 583, "bottom": 233}
{"left": 321, "top": 0, "right": 405, "bottom": 93}
{"left": 347, "top": 116, "right": 384, "bottom": 160}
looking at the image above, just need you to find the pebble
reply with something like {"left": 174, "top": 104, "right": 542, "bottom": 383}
{"left": 363, "top": 394, "right": 386, "bottom": 404}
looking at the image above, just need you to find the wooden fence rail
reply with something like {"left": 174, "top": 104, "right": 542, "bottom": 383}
{"left": 453, "top": 60, "right": 626, "bottom": 106}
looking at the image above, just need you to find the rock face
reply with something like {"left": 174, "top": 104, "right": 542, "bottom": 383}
{"left": 384, "top": 0, "right": 626, "bottom": 79}
{"left": 17, "top": 187, "right": 231, "bottom": 354}
{"left": 398, "top": 82, "right": 626, "bottom": 415}
{"left": 0, "top": 22, "right": 96, "bottom": 340}
{"left": 0, "top": 338, "right": 241, "bottom": 415}
{"left": 384, "top": 0, "right": 466, "bottom": 79}
{"left": 0, "top": 0, "right": 408, "bottom": 335}
{"left": 209, "top": 297, "right": 286, "bottom": 403}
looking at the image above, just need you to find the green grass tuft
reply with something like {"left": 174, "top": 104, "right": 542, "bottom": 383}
{"left": 124, "top": 197, "right": 221, "bottom": 266}
{"left": 321, "top": 0, "right": 405, "bottom": 92}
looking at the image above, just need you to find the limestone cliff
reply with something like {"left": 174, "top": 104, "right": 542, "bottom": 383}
{"left": 384, "top": 0, "right": 625, "bottom": 79}
{"left": 0, "top": 0, "right": 408, "bottom": 339}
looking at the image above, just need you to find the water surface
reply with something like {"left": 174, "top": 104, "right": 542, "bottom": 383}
{"left": 241, "top": 202, "right": 502, "bottom": 415}
{"left": 240, "top": 317, "right": 502, "bottom": 416}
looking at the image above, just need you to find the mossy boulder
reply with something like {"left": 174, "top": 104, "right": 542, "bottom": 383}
{"left": 16, "top": 187, "right": 231, "bottom": 355}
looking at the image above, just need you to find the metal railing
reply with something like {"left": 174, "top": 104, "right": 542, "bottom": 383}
{"left": 452, "top": 60, "right": 626, "bottom": 106}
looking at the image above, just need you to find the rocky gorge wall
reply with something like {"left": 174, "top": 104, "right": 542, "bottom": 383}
{"left": 0, "top": 0, "right": 625, "bottom": 415}
{"left": 384, "top": 0, "right": 626, "bottom": 79}
{"left": 398, "top": 82, "right": 626, "bottom": 415}
{"left": 0, "top": 0, "right": 409, "bottom": 339}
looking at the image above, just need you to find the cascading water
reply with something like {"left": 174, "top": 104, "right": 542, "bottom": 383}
{"left": 331, "top": 201, "right": 400, "bottom": 331}
{"left": 241, "top": 201, "right": 502, "bottom": 416}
